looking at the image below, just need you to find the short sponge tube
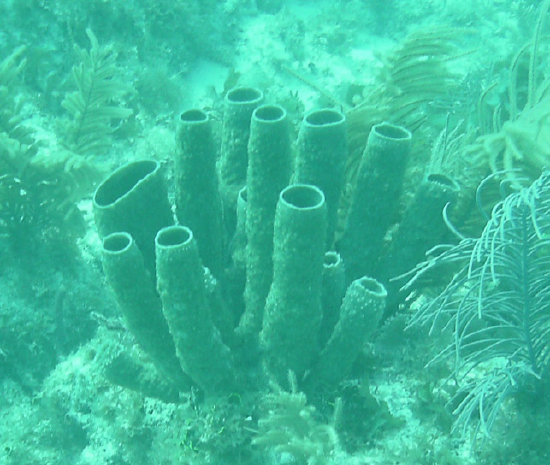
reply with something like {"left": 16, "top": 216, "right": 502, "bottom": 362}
{"left": 101, "top": 231, "right": 191, "bottom": 390}
{"left": 309, "top": 276, "right": 387, "bottom": 389}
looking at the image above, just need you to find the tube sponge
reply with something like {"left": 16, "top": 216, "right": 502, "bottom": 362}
{"left": 339, "top": 122, "right": 412, "bottom": 282}
{"left": 378, "top": 172, "right": 460, "bottom": 309}
{"left": 101, "top": 232, "right": 191, "bottom": 390}
{"left": 155, "top": 225, "right": 234, "bottom": 394}
{"left": 294, "top": 108, "right": 348, "bottom": 246}
{"left": 240, "top": 104, "right": 292, "bottom": 337}
{"left": 319, "top": 251, "right": 346, "bottom": 348}
{"left": 175, "top": 109, "right": 224, "bottom": 278}
{"left": 260, "top": 184, "right": 327, "bottom": 386}
{"left": 93, "top": 159, "right": 173, "bottom": 274}
{"left": 310, "top": 276, "right": 387, "bottom": 389}
{"left": 218, "top": 86, "right": 264, "bottom": 233}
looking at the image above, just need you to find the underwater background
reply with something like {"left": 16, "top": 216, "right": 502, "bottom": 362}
{"left": 1, "top": 0, "right": 550, "bottom": 464}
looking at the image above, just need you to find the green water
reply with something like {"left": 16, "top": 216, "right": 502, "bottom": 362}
{"left": 1, "top": 1, "right": 549, "bottom": 464}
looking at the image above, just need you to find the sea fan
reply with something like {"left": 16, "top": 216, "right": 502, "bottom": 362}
{"left": 406, "top": 170, "right": 550, "bottom": 438}
{"left": 62, "top": 28, "right": 132, "bottom": 155}
{"left": 0, "top": 46, "right": 39, "bottom": 174}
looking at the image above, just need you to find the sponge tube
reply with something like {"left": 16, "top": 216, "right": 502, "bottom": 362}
{"left": 340, "top": 122, "right": 412, "bottom": 282}
{"left": 155, "top": 225, "right": 234, "bottom": 394}
{"left": 319, "top": 251, "right": 346, "bottom": 348}
{"left": 294, "top": 108, "right": 347, "bottom": 246}
{"left": 218, "top": 86, "right": 264, "bottom": 235}
{"left": 93, "top": 159, "right": 173, "bottom": 274}
{"left": 378, "top": 172, "right": 460, "bottom": 309}
{"left": 260, "top": 184, "right": 327, "bottom": 386}
{"left": 175, "top": 109, "right": 224, "bottom": 278}
{"left": 101, "top": 232, "right": 191, "bottom": 390}
{"left": 240, "top": 104, "right": 292, "bottom": 337}
{"left": 311, "top": 276, "right": 386, "bottom": 389}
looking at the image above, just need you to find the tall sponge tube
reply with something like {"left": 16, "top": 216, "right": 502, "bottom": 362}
{"left": 260, "top": 184, "right": 327, "bottom": 387}
{"left": 155, "top": 225, "right": 234, "bottom": 394}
